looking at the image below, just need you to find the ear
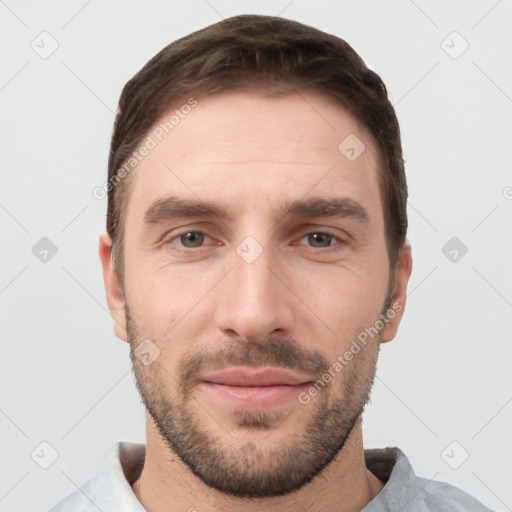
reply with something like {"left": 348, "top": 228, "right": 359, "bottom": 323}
{"left": 380, "top": 242, "right": 413, "bottom": 343}
{"left": 99, "top": 232, "right": 128, "bottom": 342}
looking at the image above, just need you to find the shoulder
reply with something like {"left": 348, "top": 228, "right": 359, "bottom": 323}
{"left": 364, "top": 447, "right": 493, "bottom": 511}
{"left": 48, "top": 477, "right": 97, "bottom": 512}
{"left": 405, "top": 475, "right": 494, "bottom": 511}
{"left": 48, "top": 442, "right": 146, "bottom": 512}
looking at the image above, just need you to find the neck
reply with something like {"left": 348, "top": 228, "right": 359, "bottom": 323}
{"left": 131, "top": 415, "right": 384, "bottom": 512}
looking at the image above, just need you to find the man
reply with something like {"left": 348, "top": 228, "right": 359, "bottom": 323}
{"left": 50, "top": 14, "right": 492, "bottom": 511}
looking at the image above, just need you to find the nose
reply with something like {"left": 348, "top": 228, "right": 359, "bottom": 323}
{"left": 213, "top": 243, "right": 294, "bottom": 343}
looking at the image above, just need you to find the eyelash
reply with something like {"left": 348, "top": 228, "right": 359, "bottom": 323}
{"left": 163, "top": 229, "right": 346, "bottom": 252}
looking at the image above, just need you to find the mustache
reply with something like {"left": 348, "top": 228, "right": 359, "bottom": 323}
{"left": 178, "top": 338, "right": 330, "bottom": 393}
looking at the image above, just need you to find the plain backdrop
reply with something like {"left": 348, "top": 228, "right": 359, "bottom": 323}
{"left": 1, "top": 1, "right": 511, "bottom": 511}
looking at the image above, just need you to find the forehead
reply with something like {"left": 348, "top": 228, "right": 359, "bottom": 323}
{"left": 126, "top": 91, "right": 383, "bottom": 220}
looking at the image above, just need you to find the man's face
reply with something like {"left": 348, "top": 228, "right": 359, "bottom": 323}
{"left": 105, "top": 92, "right": 408, "bottom": 497}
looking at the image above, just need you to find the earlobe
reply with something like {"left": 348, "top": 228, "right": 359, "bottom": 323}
{"left": 98, "top": 232, "right": 128, "bottom": 342}
{"left": 380, "top": 243, "right": 413, "bottom": 344}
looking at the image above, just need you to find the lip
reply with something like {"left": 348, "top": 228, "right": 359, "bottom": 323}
{"left": 200, "top": 367, "right": 311, "bottom": 387}
{"left": 196, "top": 368, "right": 312, "bottom": 409}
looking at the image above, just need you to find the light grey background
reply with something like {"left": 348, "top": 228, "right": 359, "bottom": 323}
{"left": 1, "top": 1, "right": 511, "bottom": 511}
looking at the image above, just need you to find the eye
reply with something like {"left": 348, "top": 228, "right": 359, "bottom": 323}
{"left": 164, "top": 230, "right": 214, "bottom": 249}
{"left": 300, "top": 232, "right": 338, "bottom": 248}
{"left": 177, "top": 231, "right": 207, "bottom": 248}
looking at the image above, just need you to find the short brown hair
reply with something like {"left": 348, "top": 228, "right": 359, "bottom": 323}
{"left": 107, "top": 14, "right": 407, "bottom": 277}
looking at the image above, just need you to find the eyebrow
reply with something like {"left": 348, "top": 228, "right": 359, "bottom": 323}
{"left": 283, "top": 197, "right": 368, "bottom": 223}
{"left": 143, "top": 195, "right": 369, "bottom": 226}
{"left": 144, "top": 196, "right": 229, "bottom": 225}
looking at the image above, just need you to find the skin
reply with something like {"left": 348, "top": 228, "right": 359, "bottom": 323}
{"left": 100, "top": 91, "right": 412, "bottom": 512}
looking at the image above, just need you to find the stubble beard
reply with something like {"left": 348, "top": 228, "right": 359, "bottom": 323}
{"left": 127, "top": 308, "right": 380, "bottom": 498}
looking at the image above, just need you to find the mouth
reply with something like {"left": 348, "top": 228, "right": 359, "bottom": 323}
{"left": 197, "top": 367, "right": 313, "bottom": 409}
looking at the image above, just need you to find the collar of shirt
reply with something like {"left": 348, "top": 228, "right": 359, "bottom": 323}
{"left": 49, "top": 441, "right": 492, "bottom": 511}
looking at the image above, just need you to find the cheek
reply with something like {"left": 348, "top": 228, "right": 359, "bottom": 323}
{"left": 125, "top": 264, "right": 206, "bottom": 323}
{"left": 125, "top": 273, "right": 218, "bottom": 366}
{"left": 293, "top": 265, "right": 389, "bottom": 350}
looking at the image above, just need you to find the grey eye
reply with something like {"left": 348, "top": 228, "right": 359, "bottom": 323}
{"left": 180, "top": 232, "right": 205, "bottom": 247}
{"left": 307, "top": 233, "right": 333, "bottom": 247}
